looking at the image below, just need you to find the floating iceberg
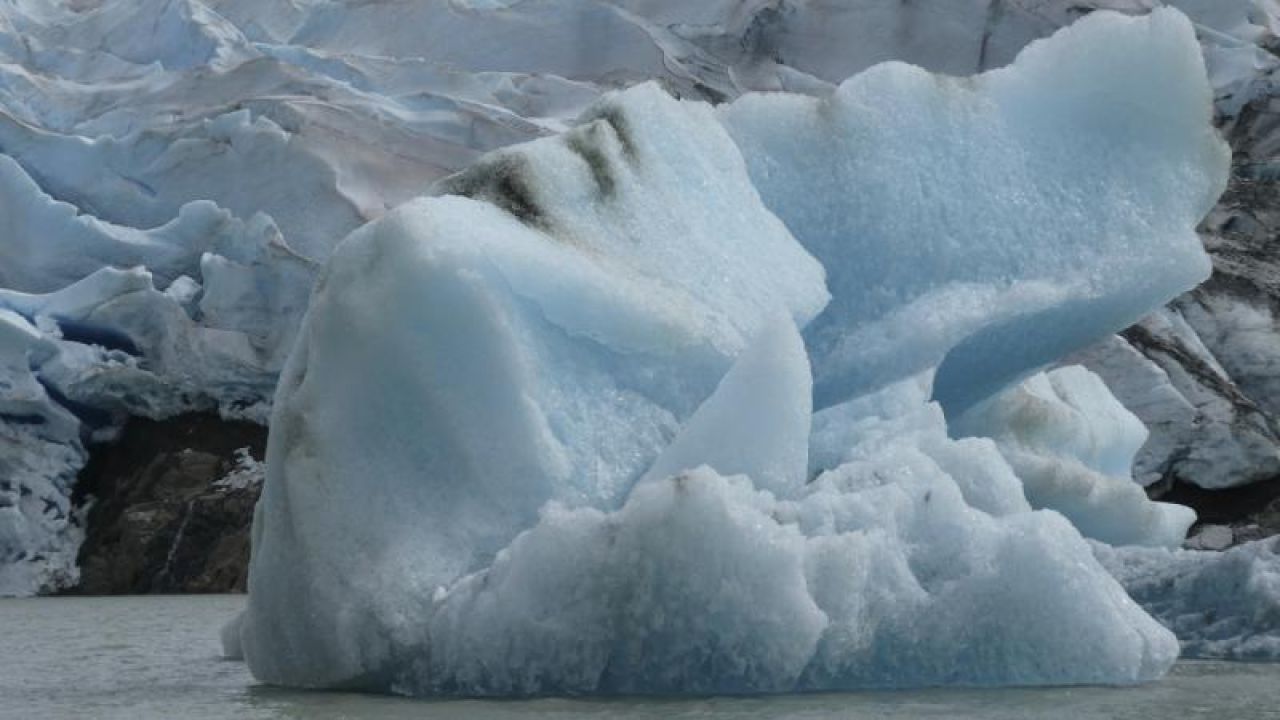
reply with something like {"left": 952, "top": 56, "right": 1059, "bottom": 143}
{"left": 233, "top": 8, "right": 1227, "bottom": 695}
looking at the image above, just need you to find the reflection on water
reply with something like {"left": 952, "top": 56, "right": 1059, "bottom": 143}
{"left": 3, "top": 595, "right": 1279, "bottom": 720}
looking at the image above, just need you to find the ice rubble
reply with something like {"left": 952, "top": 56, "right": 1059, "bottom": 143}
{"left": 1097, "top": 538, "right": 1280, "bottom": 660}
{"left": 235, "top": 10, "right": 1226, "bottom": 693}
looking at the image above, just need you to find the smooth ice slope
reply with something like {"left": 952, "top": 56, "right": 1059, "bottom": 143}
{"left": 638, "top": 315, "right": 812, "bottom": 499}
{"left": 237, "top": 11, "right": 1212, "bottom": 694}
{"left": 720, "top": 8, "right": 1230, "bottom": 414}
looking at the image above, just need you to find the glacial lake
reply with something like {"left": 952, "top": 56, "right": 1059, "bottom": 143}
{"left": 2, "top": 595, "right": 1279, "bottom": 720}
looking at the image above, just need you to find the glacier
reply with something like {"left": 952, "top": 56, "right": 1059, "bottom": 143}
{"left": 227, "top": 9, "right": 1236, "bottom": 694}
{"left": 952, "top": 366, "right": 1197, "bottom": 548}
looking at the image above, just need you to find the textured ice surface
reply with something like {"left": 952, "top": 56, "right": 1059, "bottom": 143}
{"left": 0, "top": 0, "right": 1251, "bottom": 688}
{"left": 953, "top": 366, "right": 1197, "bottom": 548}
{"left": 1097, "top": 538, "right": 1280, "bottom": 660}
{"left": 235, "top": 10, "right": 1222, "bottom": 694}
{"left": 425, "top": 461, "right": 1174, "bottom": 695}
{"left": 720, "top": 8, "right": 1230, "bottom": 414}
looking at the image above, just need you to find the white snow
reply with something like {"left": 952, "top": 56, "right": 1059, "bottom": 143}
{"left": 1186, "top": 524, "right": 1237, "bottom": 551}
{"left": 212, "top": 448, "right": 263, "bottom": 492}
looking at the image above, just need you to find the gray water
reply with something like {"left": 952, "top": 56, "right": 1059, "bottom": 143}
{"left": 2, "top": 596, "right": 1279, "bottom": 720}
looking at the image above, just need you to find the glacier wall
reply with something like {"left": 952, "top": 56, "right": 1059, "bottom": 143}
{"left": 234, "top": 10, "right": 1225, "bottom": 694}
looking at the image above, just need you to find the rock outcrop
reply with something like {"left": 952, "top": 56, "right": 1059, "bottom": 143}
{"left": 70, "top": 414, "right": 264, "bottom": 594}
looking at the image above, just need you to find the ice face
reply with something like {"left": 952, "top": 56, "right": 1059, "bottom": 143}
{"left": 237, "top": 9, "right": 1220, "bottom": 694}
{"left": 0, "top": 309, "right": 85, "bottom": 594}
{"left": 0, "top": 214, "right": 312, "bottom": 593}
{"left": 719, "top": 8, "right": 1230, "bottom": 415}
{"left": 953, "top": 366, "right": 1197, "bottom": 548}
{"left": 1067, "top": 311, "right": 1280, "bottom": 491}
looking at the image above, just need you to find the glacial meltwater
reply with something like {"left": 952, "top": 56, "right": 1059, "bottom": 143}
{"left": 0, "top": 595, "right": 1277, "bottom": 720}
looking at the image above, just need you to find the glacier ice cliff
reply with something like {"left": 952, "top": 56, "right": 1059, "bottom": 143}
{"left": 719, "top": 8, "right": 1227, "bottom": 413}
{"left": 952, "top": 366, "right": 1196, "bottom": 548}
{"left": 230, "top": 10, "right": 1233, "bottom": 693}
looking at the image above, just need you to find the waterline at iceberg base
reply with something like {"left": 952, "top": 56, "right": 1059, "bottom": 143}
{"left": 228, "top": 9, "right": 1232, "bottom": 695}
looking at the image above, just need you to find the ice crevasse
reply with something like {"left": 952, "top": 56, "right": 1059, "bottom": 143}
{"left": 230, "top": 9, "right": 1230, "bottom": 694}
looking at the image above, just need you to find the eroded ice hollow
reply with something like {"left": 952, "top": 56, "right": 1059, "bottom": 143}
{"left": 231, "top": 9, "right": 1229, "bottom": 695}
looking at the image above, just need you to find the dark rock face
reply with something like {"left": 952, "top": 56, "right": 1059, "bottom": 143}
{"left": 1167, "top": 476, "right": 1280, "bottom": 548}
{"left": 70, "top": 414, "right": 265, "bottom": 594}
{"left": 1074, "top": 75, "right": 1280, "bottom": 521}
{"left": 1147, "top": 93, "right": 1280, "bottom": 526}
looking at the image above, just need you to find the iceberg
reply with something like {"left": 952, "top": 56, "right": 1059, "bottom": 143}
{"left": 234, "top": 9, "right": 1224, "bottom": 695}
{"left": 239, "top": 83, "right": 827, "bottom": 688}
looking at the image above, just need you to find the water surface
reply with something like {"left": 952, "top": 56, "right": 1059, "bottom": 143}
{"left": 3, "top": 595, "right": 1279, "bottom": 720}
